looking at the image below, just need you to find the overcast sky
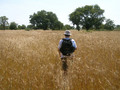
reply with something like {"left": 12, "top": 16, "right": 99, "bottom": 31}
{"left": 0, "top": 0, "right": 120, "bottom": 26}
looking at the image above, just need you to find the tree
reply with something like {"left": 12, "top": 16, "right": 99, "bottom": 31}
{"left": 18, "top": 24, "right": 26, "bottom": 29}
{"left": 30, "top": 10, "right": 63, "bottom": 30}
{"left": 18, "top": 25, "right": 21, "bottom": 29}
{"left": 69, "top": 5, "right": 105, "bottom": 30}
{"left": 21, "top": 24, "right": 26, "bottom": 29}
{"left": 115, "top": 25, "right": 120, "bottom": 30}
{"left": 64, "top": 24, "right": 73, "bottom": 30}
{"left": 0, "top": 16, "right": 8, "bottom": 30}
{"left": 53, "top": 21, "right": 64, "bottom": 30}
{"left": 9, "top": 22, "right": 17, "bottom": 30}
{"left": 104, "top": 19, "right": 115, "bottom": 30}
{"left": 27, "top": 25, "right": 33, "bottom": 29}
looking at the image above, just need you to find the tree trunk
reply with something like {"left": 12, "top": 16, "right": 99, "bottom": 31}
{"left": 77, "top": 25, "right": 80, "bottom": 31}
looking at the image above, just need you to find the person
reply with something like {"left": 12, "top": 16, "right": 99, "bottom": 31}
{"left": 58, "top": 30, "right": 77, "bottom": 75}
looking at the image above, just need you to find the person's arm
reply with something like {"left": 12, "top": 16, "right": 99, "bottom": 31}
{"left": 58, "top": 49, "right": 61, "bottom": 57}
{"left": 72, "top": 39, "right": 77, "bottom": 50}
{"left": 58, "top": 39, "right": 62, "bottom": 57}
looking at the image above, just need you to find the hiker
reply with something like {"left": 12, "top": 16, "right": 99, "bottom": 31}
{"left": 58, "top": 30, "right": 77, "bottom": 74}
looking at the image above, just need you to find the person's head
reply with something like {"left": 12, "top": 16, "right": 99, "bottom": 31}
{"left": 64, "top": 30, "right": 71, "bottom": 37}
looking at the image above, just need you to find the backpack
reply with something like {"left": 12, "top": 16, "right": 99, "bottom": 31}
{"left": 60, "top": 38, "right": 75, "bottom": 56}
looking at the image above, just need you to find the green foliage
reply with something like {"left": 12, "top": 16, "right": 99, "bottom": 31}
{"left": 104, "top": 19, "right": 115, "bottom": 30}
{"left": 25, "top": 28, "right": 31, "bottom": 31}
{"left": 21, "top": 24, "right": 26, "bottom": 29}
{"left": 9, "top": 22, "right": 17, "bottom": 30}
{"left": 30, "top": 10, "right": 64, "bottom": 30}
{"left": 0, "top": 16, "right": 9, "bottom": 30}
{"left": 69, "top": 4, "right": 105, "bottom": 31}
{"left": 64, "top": 24, "right": 73, "bottom": 30}
{"left": 115, "top": 25, "right": 120, "bottom": 30}
{"left": 53, "top": 21, "right": 64, "bottom": 30}
{"left": 18, "top": 25, "right": 21, "bottom": 29}
{"left": 27, "top": 25, "right": 33, "bottom": 29}
{"left": 18, "top": 24, "right": 26, "bottom": 29}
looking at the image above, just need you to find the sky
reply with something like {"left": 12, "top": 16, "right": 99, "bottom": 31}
{"left": 0, "top": 0, "right": 120, "bottom": 26}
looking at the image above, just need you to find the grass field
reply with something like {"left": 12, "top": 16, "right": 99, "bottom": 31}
{"left": 0, "top": 30, "right": 120, "bottom": 90}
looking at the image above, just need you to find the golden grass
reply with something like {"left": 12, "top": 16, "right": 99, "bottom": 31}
{"left": 0, "top": 30, "right": 120, "bottom": 90}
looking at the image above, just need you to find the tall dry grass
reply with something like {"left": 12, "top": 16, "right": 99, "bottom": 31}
{"left": 0, "top": 30, "right": 120, "bottom": 90}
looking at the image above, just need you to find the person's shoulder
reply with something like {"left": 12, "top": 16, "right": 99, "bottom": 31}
{"left": 71, "top": 38, "right": 75, "bottom": 41}
{"left": 59, "top": 39, "right": 63, "bottom": 42}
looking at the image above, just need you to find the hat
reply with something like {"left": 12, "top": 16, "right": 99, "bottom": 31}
{"left": 64, "top": 30, "right": 71, "bottom": 36}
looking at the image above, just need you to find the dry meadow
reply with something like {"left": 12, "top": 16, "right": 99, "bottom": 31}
{"left": 0, "top": 30, "right": 120, "bottom": 90}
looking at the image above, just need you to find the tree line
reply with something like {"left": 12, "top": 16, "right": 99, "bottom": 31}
{"left": 0, "top": 4, "right": 120, "bottom": 31}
